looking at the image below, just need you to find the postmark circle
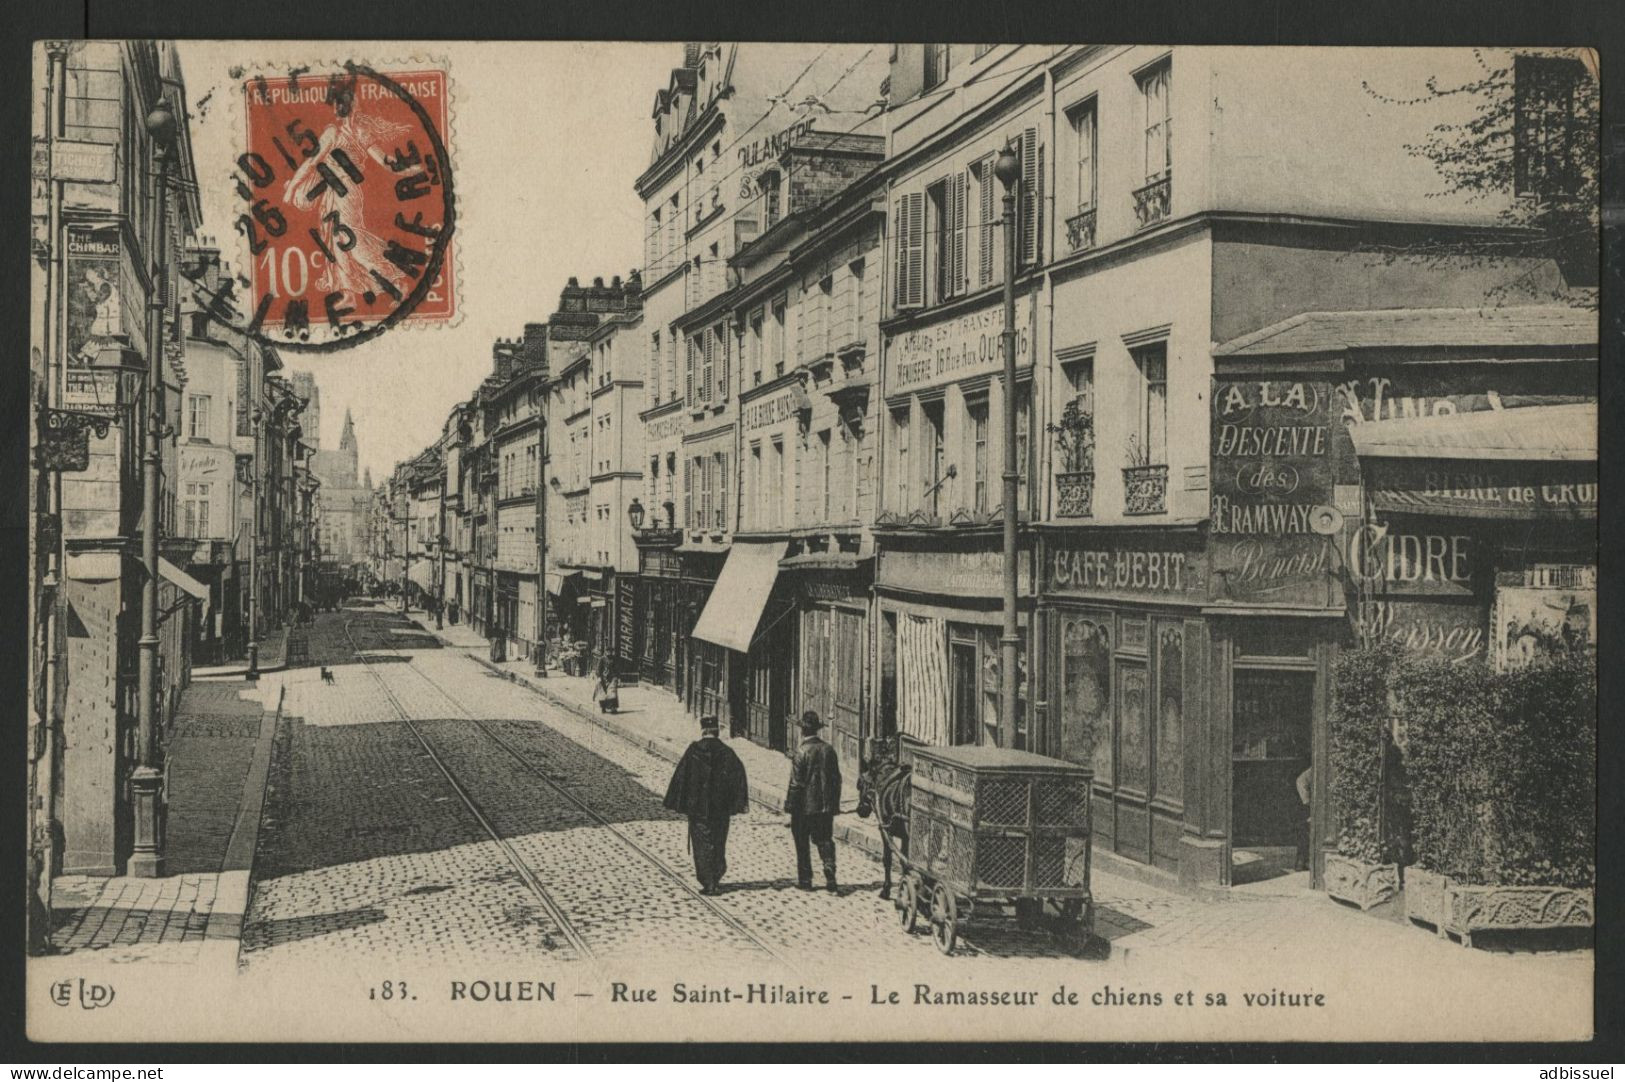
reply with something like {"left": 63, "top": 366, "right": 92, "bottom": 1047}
{"left": 185, "top": 62, "right": 456, "bottom": 353}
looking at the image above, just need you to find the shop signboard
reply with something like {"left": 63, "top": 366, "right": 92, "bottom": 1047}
{"left": 877, "top": 545, "right": 1031, "bottom": 598}
{"left": 740, "top": 382, "right": 810, "bottom": 432}
{"left": 1490, "top": 585, "right": 1595, "bottom": 671}
{"left": 1209, "top": 379, "right": 1339, "bottom": 607}
{"left": 1363, "top": 458, "right": 1597, "bottom": 521}
{"left": 1344, "top": 517, "right": 1476, "bottom": 598}
{"left": 617, "top": 577, "right": 637, "bottom": 663}
{"left": 885, "top": 299, "right": 1031, "bottom": 397}
{"left": 1045, "top": 535, "right": 1207, "bottom": 600}
{"left": 1353, "top": 597, "right": 1488, "bottom": 665}
{"left": 66, "top": 224, "right": 136, "bottom": 367}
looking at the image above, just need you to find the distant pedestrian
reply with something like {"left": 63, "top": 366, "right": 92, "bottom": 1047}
{"left": 663, "top": 715, "right": 750, "bottom": 895}
{"left": 784, "top": 710, "right": 842, "bottom": 892}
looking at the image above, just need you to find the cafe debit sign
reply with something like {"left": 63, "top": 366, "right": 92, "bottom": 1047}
{"left": 1209, "top": 380, "right": 1339, "bottom": 607}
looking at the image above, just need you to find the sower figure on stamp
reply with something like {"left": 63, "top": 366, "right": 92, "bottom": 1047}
{"left": 663, "top": 715, "right": 749, "bottom": 896}
{"left": 785, "top": 710, "right": 842, "bottom": 893}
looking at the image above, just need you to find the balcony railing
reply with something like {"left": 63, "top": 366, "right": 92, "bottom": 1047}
{"left": 1064, "top": 208, "right": 1098, "bottom": 254}
{"left": 1123, "top": 464, "right": 1168, "bottom": 515}
{"left": 1054, "top": 470, "right": 1094, "bottom": 518}
{"left": 1132, "top": 175, "right": 1171, "bottom": 229}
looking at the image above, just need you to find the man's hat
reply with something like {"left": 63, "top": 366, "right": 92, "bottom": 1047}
{"left": 799, "top": 710, "right": 824, "bottom": 732}
{"left": 699, "top": 714, "right": 720, "bottom": 733}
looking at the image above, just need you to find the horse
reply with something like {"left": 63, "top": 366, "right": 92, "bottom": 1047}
{"left": 855, "top": 735, "right": 912, "bottom": 901}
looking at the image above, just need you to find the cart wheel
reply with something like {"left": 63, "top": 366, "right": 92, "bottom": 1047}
{"left": 897, "top": 877, "right": 920, "bottom": 934}
{"left": 931, "top": 883, "right": 958, "bottom": 956}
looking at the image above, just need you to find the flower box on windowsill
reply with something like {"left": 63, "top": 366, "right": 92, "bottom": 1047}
{"left": 1065, "top": 208, "right": 1097, "bottom": 253}
{"left": 1122, "top": 464, "right": 1167, "bottom": 515}
{"left": 1055, "top": 470, "right": 1094, "bottom": 518}
{"left": 1132, "top": 175, "right": 1171, "bottom": 229}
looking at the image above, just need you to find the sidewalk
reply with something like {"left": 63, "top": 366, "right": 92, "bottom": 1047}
{"left": 192, "top": 624, "right": 291, "bottom": 679}
{"left": 42, "top": 678, "right": 283, "bottom": 968}
{"left": 423, "top": 619, "right": 886, "bottom": 859}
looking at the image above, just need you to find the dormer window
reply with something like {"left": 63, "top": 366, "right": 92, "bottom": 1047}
{"left": 761, "top": 169, "right": 782, "bottom": 227}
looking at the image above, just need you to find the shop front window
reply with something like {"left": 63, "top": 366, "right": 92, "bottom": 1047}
{"left": 1060, "top": 615, "right": 1112, "bottom": 779}
{"left": 1155, "top": 622, "right": 1184, "bottom": 800}
{"left": 1118, "top": 662, "right": 1149, "bottom": 792}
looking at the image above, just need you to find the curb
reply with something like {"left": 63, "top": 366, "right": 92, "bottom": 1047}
{"left": 456, "top": 648, "right": 888, "bottom": 863}
{"left": 217, "top": 683, "right": 283, "bottom": 969}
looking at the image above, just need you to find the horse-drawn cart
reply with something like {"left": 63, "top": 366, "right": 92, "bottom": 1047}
{"left": 890, "top": 744, "right": 1093, "bottom": 955}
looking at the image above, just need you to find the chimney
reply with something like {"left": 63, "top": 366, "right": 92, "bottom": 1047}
{"left": 683, "top": 42, "right": 702, "bottom": 68}
{"left": 522, "top": 322, "right": 549, "bottom": 373}
{"left": 611, "top": 275, "right": 622, "bottom": 290}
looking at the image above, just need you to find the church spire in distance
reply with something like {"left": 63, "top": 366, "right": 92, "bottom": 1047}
{"left": 340, "top": 408, "right": 357, "bottom": 452}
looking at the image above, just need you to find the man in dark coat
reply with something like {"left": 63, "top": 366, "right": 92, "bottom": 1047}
{"left": 663, "top": 715, "right": 750, "bottom": 895}
{"left": 784, "top": 710, "right": 842, "bottom": 892}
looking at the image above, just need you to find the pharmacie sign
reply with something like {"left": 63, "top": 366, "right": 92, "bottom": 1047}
{"left": 886, "top": 301, "right": 1031, "bottom": 396}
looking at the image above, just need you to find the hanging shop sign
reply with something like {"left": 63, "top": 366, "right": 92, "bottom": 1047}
{"left": 618, "top": 577, "right": 637, "bottom": 662}
{"left": 1209, "top": 379, "right": 1339, "bottom": 607}
{"left": 1363, "top": 458, "right": 1597, "bottom": 520}
{"left": 886, "top": 300, "right": 1031, "bottom": 396}
{"left": 1490, "top": 586, "right": 1595, "bottom": 671}
{"left": 35, "top": 409, "right": 112, "bottom": 473}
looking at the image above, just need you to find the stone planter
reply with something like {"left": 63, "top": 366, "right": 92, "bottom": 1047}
{"left": 1405, "top": 867, "right": 1594, "bottom": 947}
{"left": 1322, "top": 852, "right": 1400, "bottom": 910}
{"left": 1404, "top": 865, "right": 1451, "bottom": 932}
{"left": 1443, "top": 883, "right": 1595, "bottom": 949}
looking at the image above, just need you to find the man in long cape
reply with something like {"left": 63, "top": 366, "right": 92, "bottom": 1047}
{"left": 663, "top": 715, "right": 750, "bottom": 895}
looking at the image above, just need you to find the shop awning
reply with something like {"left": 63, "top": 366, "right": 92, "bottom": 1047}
{"left": 1348, "top": 403, "right": 1596, "bottom": 461}
{"left": 690, "top": 541, "right": 788, "bottom": 653}
{"left": 159, "top": 557, "right": 210, "bottom": 619}
{"left": 544, "top": 571, "right": 572, "bottom": 596}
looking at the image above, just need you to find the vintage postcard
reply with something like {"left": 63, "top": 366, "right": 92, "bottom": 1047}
{"left": 24, "top": 40, "right": 1598, "bottom": 1044}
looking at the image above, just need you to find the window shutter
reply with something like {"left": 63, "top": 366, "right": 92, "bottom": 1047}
{"left": 700, "top": 330, "right": 714, "bottom": 404}
{"left": 1019, "top": 127, "right": 1041, "bottom": 268}
{"left": 685, "top": 336, "right": 695, "bottom": 403}
{"left": 896, "top": 191, "right": 925, "bottom": 309}
{"left": 892, "top": 197, "right": 905, "bottom": 308}
{"left": 715, "top": 326, "right": 728, "bottom": 401}
{"left": 978, "top": 160, "right": 996, "bottom": 286}
{"left": 683, "top": 455, "right": 692, "bottom": 528}
{"left": 952, "top": 170, "right": 969, "bottom": 295}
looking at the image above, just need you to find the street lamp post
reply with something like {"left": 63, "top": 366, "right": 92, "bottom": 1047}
{"left": 247, "top": 407, "right": 261, "bottom": 679}
{"left": 994, "top": 144, "right": 1022, "bottom": 752}
{"left": 130, "top": 96, "right": 177, "bottom": 877}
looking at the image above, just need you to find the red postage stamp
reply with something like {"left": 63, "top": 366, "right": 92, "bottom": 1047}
{"left": 235, "top": 64, "right": 456, "bottom": 350}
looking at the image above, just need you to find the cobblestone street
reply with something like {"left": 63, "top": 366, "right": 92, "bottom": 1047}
{"left": 237, "top": 606, "right": 1595, "bottom": 1007}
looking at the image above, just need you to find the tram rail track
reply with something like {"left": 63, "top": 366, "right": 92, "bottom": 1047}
{"left": 342, "top": 618, "right": 794, "bottom": 968}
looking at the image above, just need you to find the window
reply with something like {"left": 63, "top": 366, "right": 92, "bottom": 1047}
{"left": 183, "top": 482, "right": 211, "bottom": 537}
{"left": 843, "top": 412, "right": 864, "bottom": 520}
{"left": 1016, "top": 382, "right": 1033, "bottom": 511}
{"left": 1071, "top": 99, "right": 1098, "bottom": 212}
{"left": 923, "top": 400, "right": 945, "bottom": 516}
{"left": 650, "top": 330, "right": 662, "bottom": 405}
{"left": 187, "top": 394, "right": 211, "bottom": 440}
{"left": 1133, "top": 342, "right": 1168, "bottom": 466}
{"left": 968, "top": 398, "right": 989, "bottom": 514}
{"left": 891, "top": 405, "right": 911, "bottom": 513}
{"left": 924, "top": 44, "right": 950, "bottom": 90}
{"left": 1515, "top": 54, "right": 1588, "bottom": 197}
{"left": 712, "top": 322, "right": 729, "bottom": 402}
{"left": 713, "top": 450, "right": 728, "bottom": 530}
{"left": 771, "top": 297, "right": 788, "bottom": 376}
{"left": 749, "top": 309, "right": 764, "bottom": 386}
{"left": 1138, "top": 60, "right": 1172, "bottom": 184}
{"left": 762, "top": 170, "right": 782, "bottom": 228}
{"left": 927, "top": 174, "right": 968, "bottom": 303}
{"left": 770, "top": 437, "right": 785, "bottom": 528}
{"left": 849, "top": 259, "right": 866, "bottom": 347}
{"left": 748, "top": 441, "right": 762, "bottom": 528}
{"left": 818, "top": 429, "right": 833, "bottom": 521}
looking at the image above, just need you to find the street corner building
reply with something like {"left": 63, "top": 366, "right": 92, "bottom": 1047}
{"left": 28, "top": 41, "right": 326, "bottom": 892}
{"left": 376, "top": 44, "right": 1597, "bottom": 901}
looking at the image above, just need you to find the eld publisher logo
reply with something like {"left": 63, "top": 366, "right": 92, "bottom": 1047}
{"left": 49, "top": 978, "right": 114, "bottom": 1009}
